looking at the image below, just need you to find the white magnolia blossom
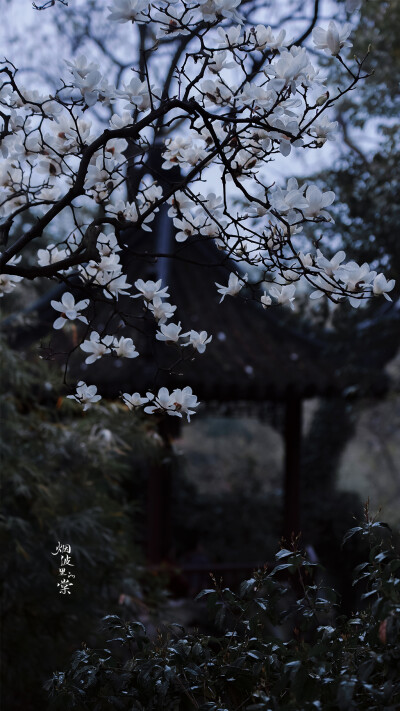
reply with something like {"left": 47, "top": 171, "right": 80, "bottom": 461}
{"left": 65, "top": 55, "right": 102, "bottom": 106}
{"left": 96, "top": 231, "right": 121, "bottom": 256}
{"left": 113, "top": 336, "right": 139, "bottom": 358}
{"left": 313, "top": 21, "right": 353, "bottom": 56}
{"left": 340, "top": 261, "right": 377, "bottom": 308}
{"left": 144, "top": 386, "right": 199, "bottom": 422}
{"left": 310, "top": 115, "right": 338, "bottom": 145}
{"left": 0, "top": 255, "right": 23, "bottom": 296}
{"left": 0, "top": 271, "right": 23, "bottom": 296}
{"left": 373, "top": 274, "right": 395, "bottom": 300}
{"left": 251, "top": 25, "right": 289, "bottom": 51}
{"left": 37, "top": 244, "right": 68, "bottom": 267}
{"left": 269, "top": 283, "right": 296, "bottom": 309}
{"left": 133, "top": 279, "right": 170, "bottom": 301}
{"left": 261, "top": 292, "right": 272, "bottom": 308}
{"left": 80, "top": 332, "right": 113, "bottom": 364}
{"left": 170, "top": 386, "right": 200, "bottom": 422}
{"left": 103, "top": 274, "right": 133, "bottom": 299}
{"left": 67, "top": 381, "right": 102, "bottom": 411}
{"left": 215, "top": 272, "right": 247, "bottom": 302}
{"left": 156, "top": 321, "right": 183, "bottom": 343}
{"left": 197, "top": 0, "right": 243, "bottom": 23}
{"left": 122, "top": 392, "right": 149, "bottom": 409}
{"left": 51, "top": 292, "right": 90, "bottom": 329}
{"left": 264, "top": 47, "right": 319, "bottom": 94}
{"left": 303, "top": 186, "right": 335, "bottom": 220}
{"left": 173, "top": 215, "right": 203, "bottom": 242}
{"left": 148, "top": 296, "right": 177, "bottom": 324}
{"left": 316, "top": 249, "right": 347, "bottom": 276}
{"left": 182, "top": 329, "right": 212, "bottom": 353}
{"left": 107, "top": 0, "right": 149, "bottom": 24}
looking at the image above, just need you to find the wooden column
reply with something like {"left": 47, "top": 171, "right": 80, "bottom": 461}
{"left": 147, "top": 457, "right": 172, "bottom": 563}
{"left": 283, "top": 395, "right": 302, "bottom": 541}
{"left": 146, "top": 416, "right": 180, "bottom": 564}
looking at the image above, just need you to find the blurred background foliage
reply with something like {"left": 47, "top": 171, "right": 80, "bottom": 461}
{"left": 0, "top": 339, "right": 165, "bottom": 710}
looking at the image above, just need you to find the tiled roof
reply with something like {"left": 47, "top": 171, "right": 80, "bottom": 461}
{"left": 77, "top": 214, "right": 390, "bottom": 402}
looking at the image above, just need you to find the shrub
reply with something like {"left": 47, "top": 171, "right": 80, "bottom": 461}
{"left": 47, "top": 511, "right": 400, "bottom": 710}
{"left": 0, "top": 340, "right": 160, "bottom": 710}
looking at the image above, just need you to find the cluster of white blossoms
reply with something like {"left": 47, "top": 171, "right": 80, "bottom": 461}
{"left": 122, "top": 386, "right": 199, "bottom": 421}
{"left": 80, "top": 332, "right": 139, "bottom": 364}
{"left": 133, "top": 278, "right": 212, "bottom": 353}
{"left": 0, "top": 1, "right": 395, "bottom": 419}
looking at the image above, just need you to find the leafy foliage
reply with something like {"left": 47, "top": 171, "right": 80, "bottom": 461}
{"left": 48, "top": 515, "right": 400, "bottom": 710}
{"left": 0, "top": 340, "right": 160, "bottom": 710}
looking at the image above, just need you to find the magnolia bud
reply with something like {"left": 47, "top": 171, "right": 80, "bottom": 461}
{"left": 316, "top": 91, "right": 329, "bottom": 106}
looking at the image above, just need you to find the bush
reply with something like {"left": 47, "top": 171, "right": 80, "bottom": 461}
{"left": 0, "top": 340, "right": 160, "bottom": 710}
{"left": 48, "top": 511, "right": 400, "bottom": 710}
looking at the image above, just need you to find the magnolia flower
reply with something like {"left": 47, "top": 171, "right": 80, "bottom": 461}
{"left": 51, "top": 292, "right": 90, "bottom": 329}
{"left": 107, "top": 0, "right": 149, "bottom": 24}
{"left": 153, "top": 5, "right": 189, "bottom": 38}
{"left": 96, "top": 231, "right": 121, "bottom": 256}
{"left": 182, "top": 329, "right": 212, "bottom": 354}
{"left": 67, "top": 55, "right": 102, "bottom": 106}
{"left": 310, "top": 116, "right": 338, "bottom": 145}
{"left": 170, "top": 386, "right": 199, "bottom": 422}
{"left": 0, "top": 272, "right": 23, "bottom": 296}
{"left": 144, "top": 386, "right": 199, "bottom": 422}
{"left": 309, "top": 273, "right": 340, "bottom": 300}
{"left": 80, "top": 332, "right": 113, "bottom": 364}
{"left": 122, "top": 392, "right": 149, "bottom": 409}
{"left": 109, "top": 110, "right": 133, "bottom": 129}
{"left": 373, "top": 274, "right": 395, "bottom": 301}
{"left": 252, "top": 25, "right": 288, "bottom": 51}
{"left": 303, "top": 186, "right": 335, "bottom": 220}
{"left": 270, "top": 177, "right": 308, "bottom": 215}
{"left": 144, "top": 387, "right": 176, "bottom": 415}
{"left": 103, "top": 274, "right": 132, "bottom": 299}
{"left": 313, "top": 21, "right": 352, "bottom": 56}
{"left": 37, "top": 244, "right": 68, "bottom": 267}
{"left": 217, "top": 25, "right": 243, "bottom": 48}
{"left": 197, "top": 0, "right": 243, "bottom": 24}
{"left": 106, "top": 199, "right": 139, "bottom": 223}
{"left": 113, "top": 336, "right": 139, "bottom": 358}
{"left": 215, "top": 272, "right": 247, "bottom": 302}
{"left": 340, "top": 261, "right": 376, "bottom": 307}
{"left": 118, "top": 76, "right": 152, "bottom": 111}
{"left": 0, "top": 255, "right": 23, "bottom": 296}
{"left": 341, "top": 261, "right": 376, "bottom": 292}
{"left": 148, "top": 296, "right": 176, "bottom": 324}
{"left": 207, "top": 50, "right": 236, "bottom": 74}
{"left": 167, "top": 191, "right": 194, "bottom": 217}
{"left": 264, "top": 47, "right": 317, "bottom": 94}
{"left": 67, "top": 381, "right": 102, "bottom": 411}
{"left": 316, "top": 249, "right": 346, "bottom": 276}
{"left": 173, "top": 215, "right": 202, "bottom": 242}
{"left": 261, "top": 292, "right": 272, "bottom": 308}
{"left": 269, "top": 283, "right": 296, "bottom": 308}
{"left": 200, "top": 79, "right": 232, "bottom": 106}
{"left": 133, "top": 279, "right": 170, "bottom": 301}
{"left": 156, "top": 321, "right": 182, "bottom": 343}
{"left": 298, "top": 252, "right": 314, "bottom": 268}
